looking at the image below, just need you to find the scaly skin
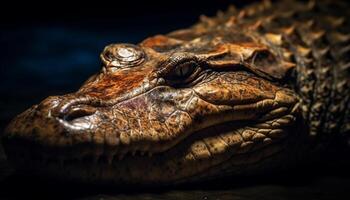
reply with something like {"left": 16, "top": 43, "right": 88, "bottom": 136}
{"left": 2, "top": 0, "right": 350, "bottom": 185}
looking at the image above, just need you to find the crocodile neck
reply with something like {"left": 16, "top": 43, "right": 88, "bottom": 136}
{"left": 231, "top": 0, "right": 350, "bottom": 138}
{"left": 289, "top": 1, "right": 350, "bottom": 138}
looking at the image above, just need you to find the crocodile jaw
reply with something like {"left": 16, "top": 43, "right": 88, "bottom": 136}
{"left": 3, "top": 69, "right": 299, "bottom": 184}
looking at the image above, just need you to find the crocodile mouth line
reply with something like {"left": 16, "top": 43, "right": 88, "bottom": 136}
{"left": 53, "top": 89, "right": 299, "bottom": 158}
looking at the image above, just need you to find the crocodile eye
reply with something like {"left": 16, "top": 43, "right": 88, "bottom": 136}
{"left": 173, "top": 62, "right": 196, "bottom": 79}
{"left": 101, "top": 43, "right": 145, "bottom": 69}
{"left": 166, "top": 61, "right": 202, "bottom": 86}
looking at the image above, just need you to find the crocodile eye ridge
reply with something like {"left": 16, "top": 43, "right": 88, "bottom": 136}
{"left": 101, "top": 43, "right": 145, "bottom": 68}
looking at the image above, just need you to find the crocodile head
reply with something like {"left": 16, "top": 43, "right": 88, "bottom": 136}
{"left": 2, "top": 23, "right": 301, "bottom": 184}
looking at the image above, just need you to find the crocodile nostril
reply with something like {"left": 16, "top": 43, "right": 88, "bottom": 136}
{"left": 61, "top": 104, "right": 97, "bottom": 121}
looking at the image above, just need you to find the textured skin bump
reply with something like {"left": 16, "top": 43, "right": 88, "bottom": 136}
{"left": 2, "top": 0, "right": 349, "bottom": 185}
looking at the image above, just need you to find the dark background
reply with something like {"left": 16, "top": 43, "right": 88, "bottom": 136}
{"left": 0, "top": 0, "right": 349, "bottom": 199}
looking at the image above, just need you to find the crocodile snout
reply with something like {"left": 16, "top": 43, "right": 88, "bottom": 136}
{"left": 2, "top": 94, "right": 102, "bottom": 146}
